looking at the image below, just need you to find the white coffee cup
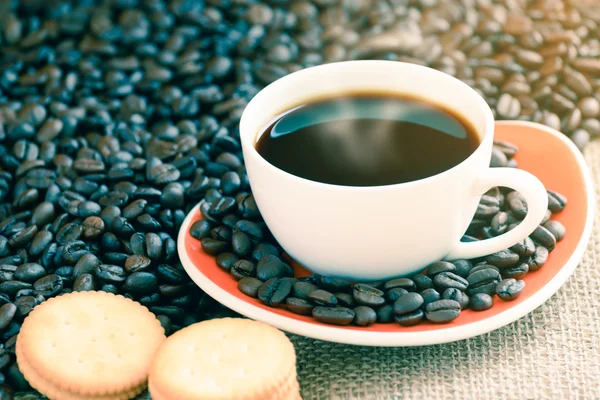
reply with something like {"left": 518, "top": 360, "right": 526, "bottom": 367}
{"left": 239, "top": 61, "right": 548, "bottom": 281}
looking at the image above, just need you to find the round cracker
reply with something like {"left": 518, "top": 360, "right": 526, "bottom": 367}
{"left": 18, "top": 291, "right": 165, "bottom": 396}
{"left": 17, "top": 339, "right": 146, "bottom": 400}
{"left": 149, "top": 318, "right": 297, "bottom": 400}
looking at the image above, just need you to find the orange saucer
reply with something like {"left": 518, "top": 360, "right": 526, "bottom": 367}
{"left": 177, "top": 121, "right": 594, "bottom": 346}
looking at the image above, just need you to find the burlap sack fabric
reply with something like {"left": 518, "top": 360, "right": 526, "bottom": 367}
{"left": 290, "top": 141, "right": 600, "bottom": 400}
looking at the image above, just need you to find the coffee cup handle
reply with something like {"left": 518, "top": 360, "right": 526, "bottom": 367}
{"left": 445, "top": 168, "right": 548, "bottom": 260}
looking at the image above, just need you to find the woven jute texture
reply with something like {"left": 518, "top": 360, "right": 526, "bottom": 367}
{"left": 290, "top": 140, "right": 600, "bottom": 400}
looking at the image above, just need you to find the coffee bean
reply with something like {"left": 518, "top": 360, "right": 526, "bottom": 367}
{"left": 393, "top": 292, "right": 424, "bottom": 315}
{"left": 216, "top": 253, "right": 239, "bottom": 272}
{"left": 442, "top": 288, "right": 469, "bottom": 310}
{"left": 547, "top": 190, "right": 567, "bottom": 213}
{"left": 506, "top": 191, "right": 527, "bottom": 219}
{"left": 502, "top": 263, "right": 529, "bottom": 279}
{"left": 257, "top": 278, "right": 292, "bottom": 306}
{"left": 543, "top": 220, "right": 566, "bottom": 241}
{"left": 256, "top": 255, "right": 292, "bottom": 281}
{"left": 425, "top": 299, "right": 461, "bottom": 323}
{"left": 496, "top": 278, "right": 525, "bottom": 301}
{"left": 353, "top": 306, "right": 376, "bottom": 326}
{"left": 73, "top": 274, "right": 96, "bottom": 292}
{"left": 475, "top": 195, "right": 500, "bottom": 219}
{"left": 426, "top": 261, "right": 456, "bottom": 277}
{"left": 231, "top": 231, "right": 252, "bottom": 257}
{"left": 467, "top": 268, "right": 501, "bottom": 296}
{"left": 318, "top": 276, "right": 352, "bottom": 292}
{"left": 530, "top": 225, "right": 557, "bottom": 251}
{"left": 308, "top": 289, "right": 338, "bottom": 306}
{"left": 386, "top": 288, "right": 408, "bottom": 302}
{"left": 33, "top": 274, "right": 63, "bottom": 297}
{"left": 353, "top": 283, "right": 385, "bottom": 307}
{"left": 486, "top": 249, "right": 520, "bottom": 267}
{"left": 95, "top": 264, "right": 126, "bottom": 284}
{"left": 200, "top": 238, "right": 227, "bottom": 255}
{"left": 490, "top": 212, "right": 509, "bottom": 235}
{"left": 286, "top": 297, "right": 313, "bottom": 316}
{"left": 383, "top": 278, "right": 415, "bottom": 292}
{"left": 392, "top": 308, "right": 424, "bottom": 326}
{"left": 433, "top": 272, "right": 468, "bottom": 291}
{"left": 238, "top": 277, "right": 263, "bottom": 298}
{"left": 73, "top": 253, "right": 100, "bottom": 278}
{"left": 312, "top": 303, "right": 359, "bottom": 331}
{"left": 375, "top": 304, "right": 394, "bottom": 323}
{"left": 452, "top": 260, "right": 473, "bottom": 278}
{"left": 123, "top": 272, "right": 157, "bottom": 295}
{"left": 231, "top": 260, "right": 256, "bottom": 280}
{"left": 14, "top": 263, "right": 45, "bottom": 283}
{"left": 0, "top": 304, "right": 16, "bottom": 330}
{"left": 8, "top": 225, "right": 37, "bottom": 248}
{"left": 510, "top": 237, "right": 535, "bottom": 257}
{"left": 470, "top": 293, "right": 493, "bottom": 311}
{"left": 292, "top": 281, "right": 319, "bottom": 300}
{"left": 335, "top": 292, "right": 354, "bottom": 307}
{"left": 420, "top": 288, "right": 441, "bottom": 306}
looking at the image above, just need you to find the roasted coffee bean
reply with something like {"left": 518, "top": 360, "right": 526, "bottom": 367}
{"left": 231, "top": 260, "right": 256, "bottom": 280}
{"left": 393, "top": 292, "right": 424, "bottom": 315}
{"left": 190, "top": 219, "right": 212, "bottom": 240}
{"left": 467, "top": 268, "right": 502, "bottom": 296}
{"left": 73, "top": 273, "right": 96, "bottom": 292}
{"left": 486, "top": 249, "right": 520, "bottom": 267}
{"left": 543, "top": 220, "right": 566, "bottom": 241}
{"left": 510, "top": 237, "right": 535, "bottom": 257}
{"left": 451, "top": 260, "right": 472, "bottom": 278}
{"left": 33, "top": 274, "right": 63, "bottom": 297}
{"left": 530, "top": 225, "right": 557, "bottom": 251}
{"left": 426, "top": 261, "right": 456, "bottom": 277}
{"left": 308, "top": 289, "right": 338, "bottom": 306}
{"left": 251, "top": 243, "right": 280, "bottom": 262}
{"left": 411, "top": 274, "right": 434, "bottom": 291}
{"left": 0, "top": 304, "right": 16, "bottom": 331}
{"left": 210, "top": 226, "right": 232, "bottom": 242}
{"left": 312, "top": 306, "right": 354, "bottom": 326}
{"left": 62, "top": 240, "right": 88, "bottom": 264}
{"left": 286, "top": 297, "right": 313, "bottom": 316}
{"left": 95, "top": 265, "right": 126, "bottom": 284}
{"left": 420, "top": 288, "right": 441, "bottom": 306}
{"left": 123, "top": 272, "right": 158, "bottom": 295}
{"left": 256, "top": 255, "right": 292, "bottom": 281}
{"left": 502, "top": 263, "right": 529, "bottom": 279}
{"left": 14, "top": 296, "right": 36, "bottom": 317}
{"left": 394, "top": 309, "right": 424, "bottom": 326}
{"left": 334, "top": 292, "right": 354, "bottom": 307}
{"left": 231, "top": 231, "right": 252, "bottom": 257}
{"left": 318, "top": 276, "right": 352, "bottom": 292}
{"left": 490, "top": 212, "right": 509, "bottom": 235}
{"left": 0, "top": 281, "right": 32, "bottom": 296}
{"left": 14, "top": 263, "right": 45, "bottom": 283}
{"left": 475, "top": 195, "right": 500, "bottom": 219}
{"left": 496, "top": 278, "right": 525, "bottom": 301}
{"left": 82, "top": 216, "right": 104, "bottom": 239}
{"left": 468, "top": 264, "right": 501, "bottom": 276}
{"left": 547, "top": 190, "right": 567, "bottom": 213}
{"left": 233, "top": 220, "right": 264, "bottom": 244}
{"left": 238, "top": 277, "right": 263, "bottom": 298}
{"left": 200, "top": 238, "right": 227, "bottom": 255}
{"left": 383, "top": 278, "right": 415, "bottom": 292}
{"left": 353, "top": 283, "right": 385, "bottom": 307}
{"left": 73, "top": 253, "right": 100, "bottom": 278}
{"left": 292, "top": 281, "right": 319, "bottom": 301}
{"left": 470, "top": 293, "right": 494, "bottom": 311}
{"left": 425, "top": 300, "right": 461, "bottom": 323}
{"left": 442, "top": 288, "right": 469, "bottom": 310}
{"left": 386, "top": 288, "right": 408, "bottom": 302}
{"left": 257, "top": 278, "right": 292, "bottom": 306}
{"left": 216, "top": 253, "right": 238, "bottom": 272}
{"left": 353, "top": 306, "right": 377, "bottom": 327}
{"left": 506, "top": 191, "right": 527, "bottom": 219}
{"left": 8, "top": 225, "right": 37, "bottom": 248}
{"left": 433, "top": 272, "right": 468, "bottom": 291}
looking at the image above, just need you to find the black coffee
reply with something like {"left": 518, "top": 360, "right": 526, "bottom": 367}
{"left": 255, "top": 93, "right": 480, "bottom": 186}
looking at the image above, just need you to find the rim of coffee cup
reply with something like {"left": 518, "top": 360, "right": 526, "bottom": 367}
{"left": 239, "top": 60, "right": 496, "bottom": 191}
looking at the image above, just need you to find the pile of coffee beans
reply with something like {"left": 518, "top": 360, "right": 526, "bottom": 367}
{"left": 192, "top": 139, "right": 567, "bottom": 327}
{"left": 0, "top": 0, "right": 586, "bottom": 397}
